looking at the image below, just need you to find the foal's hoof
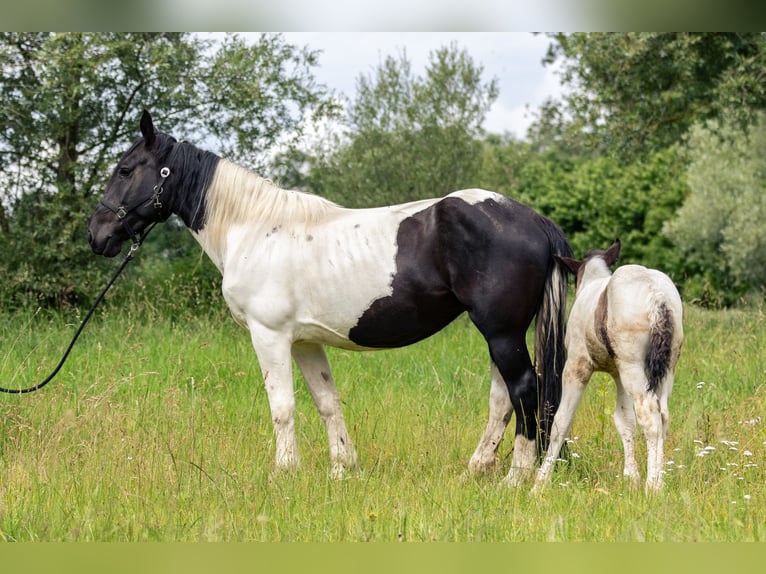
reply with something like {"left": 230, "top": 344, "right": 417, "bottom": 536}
{"left": 330, "top": 462, "right": 358, "bottom": 480}
{"left": 644, "top": 479, "right": 664, "bottom": 494}
{"left": 530, "top": 481, "right": 547, "bottom": 496}
{"left": 269, "top": 461, "right": 301, "bottom": 481}
{"left": 500, "top": 467, "right": 534, "bottom": 488}
{"left": 467, "top": 455, "right": 499, "bottom": 475}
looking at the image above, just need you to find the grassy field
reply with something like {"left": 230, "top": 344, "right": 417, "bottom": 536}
{"left": 0, "top": 299, "right": 764, "bottom": 541}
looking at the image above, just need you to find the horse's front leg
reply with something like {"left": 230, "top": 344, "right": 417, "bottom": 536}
{"left": 248, "top": 326, "right": 300, "bottom": 472}
{"left": 292, "top": 342, "right": 358, "bottom": 479}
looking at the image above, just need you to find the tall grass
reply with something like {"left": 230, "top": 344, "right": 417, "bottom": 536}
{"left": 0, "top": 302, "right": 764, "bottom": 541}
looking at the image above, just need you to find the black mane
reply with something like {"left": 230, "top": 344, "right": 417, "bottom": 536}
{"left": 155, "top": 133, "right": 220, "bottom": 232}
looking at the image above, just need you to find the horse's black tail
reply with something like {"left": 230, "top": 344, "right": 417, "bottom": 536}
{"left": 646, "top": 299, "right": 675, "bottom": 394}
{"left": 534, "top": 218, "right": 572, "bottom": 450}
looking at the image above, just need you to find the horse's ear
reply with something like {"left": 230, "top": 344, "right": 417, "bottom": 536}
{"left": 603, "top": 238, "right": 621, "bottom": 267}
{"left": 140, "top": 109, "right": 156, "bottom": 147}
{"left": 555, "top": 255, "right": 582, "bottom": 275}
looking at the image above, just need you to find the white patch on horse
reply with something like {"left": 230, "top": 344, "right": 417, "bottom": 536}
{"left": 196, "top": 167, "right": 502, "bottom": 349}
{"left": 469, "top": 362, "right": 513, "bottom": 473}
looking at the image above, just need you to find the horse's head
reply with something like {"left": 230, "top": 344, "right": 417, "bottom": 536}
{"left": 88, "top": 110, "right": 174, "bottom": 257}
{"left": 555, "top": 238, "right": 621, "bottom": 292}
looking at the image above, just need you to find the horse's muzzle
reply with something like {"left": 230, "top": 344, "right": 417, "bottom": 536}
{"left": 87, "top": 212, "right": 124, "bottom": 258}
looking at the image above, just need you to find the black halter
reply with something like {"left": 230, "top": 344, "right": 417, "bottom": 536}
{"left": 99, "top": 166, "right": 171, "bottom": 244}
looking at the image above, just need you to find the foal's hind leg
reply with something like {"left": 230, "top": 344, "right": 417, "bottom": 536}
{"left": 292, "top": 342, "right": 358, "bottom": 479}
{"left": 613, "top": 374, "right": 641, "bottom": 487}
{"left": 619, "top": 364, "right": 665, "bottom": 491}
{"left": 468, "top": 363, "right": 512, "bottom": 474}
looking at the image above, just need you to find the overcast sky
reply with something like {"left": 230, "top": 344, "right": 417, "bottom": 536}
{"left": 279, "top": 32, "right": 564, "bottom": 139}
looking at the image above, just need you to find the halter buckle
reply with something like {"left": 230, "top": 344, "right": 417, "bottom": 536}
{"left": 152, "top": 183, "right": 164, "bottom": 210}
{"left": 152, "top": 166, "right": 170, "bottom": 210}
{"left": 115, "top": 206, "right": 127, "bottom": 219}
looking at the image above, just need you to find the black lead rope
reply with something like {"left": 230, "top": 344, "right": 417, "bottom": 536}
{"left": 0, "top": 224, "right": 156, "bottom": 395}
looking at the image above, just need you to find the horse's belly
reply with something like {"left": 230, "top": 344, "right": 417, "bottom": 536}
{"left": 347, "top": 291, "right": 465, "bottom": 348}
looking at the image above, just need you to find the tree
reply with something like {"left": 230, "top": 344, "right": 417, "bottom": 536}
{"left": 0, "top": 32, "right": 336, "bottom": 307}
{"left": 291, "top": 43, "right": 498, "bottom": 207}
{"left": 535, "top": 33, "right": 766, "bottom": 157}
{"left": 664, "top": 114, "right": 766, "bottom": 305}
{"left": 478, "top": 136, "right": 687, "bottom": 278}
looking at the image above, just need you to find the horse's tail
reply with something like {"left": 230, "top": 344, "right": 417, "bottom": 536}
{"left": 646, "top": 296, "right": 676, "bottom": 394}
{"left": 534, "top": 217, "right": 572, "bottom": 449}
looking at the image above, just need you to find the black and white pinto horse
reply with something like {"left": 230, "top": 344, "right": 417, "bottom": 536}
{"left": 88, "top": 111, "right": 572, "bottom": 484}
{"left": 533, "top": 240, "right": 683, "bottom": 492}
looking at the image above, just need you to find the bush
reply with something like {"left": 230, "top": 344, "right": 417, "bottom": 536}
{"left": 664, "top": 114, "right": 766, "bottom": 305}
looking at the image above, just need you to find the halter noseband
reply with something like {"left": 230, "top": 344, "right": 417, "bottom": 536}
{"left": 100, "top": 166, "right": 171, "bottom": 244}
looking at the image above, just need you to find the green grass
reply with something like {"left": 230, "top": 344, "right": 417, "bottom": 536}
{"left": 0, "top": 302, "right": 764, "bottom": 541}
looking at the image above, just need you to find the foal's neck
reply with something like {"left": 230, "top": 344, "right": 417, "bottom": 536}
{"left": 579, "top": 258, "right": 613, "bottom": 292}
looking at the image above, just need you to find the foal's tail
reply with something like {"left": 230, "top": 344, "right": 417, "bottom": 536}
{"left": 534, "top": 218, "right": 572, "bottom": 448}
{"left": 646, "top": 298, "right": 676, "bottom": 394}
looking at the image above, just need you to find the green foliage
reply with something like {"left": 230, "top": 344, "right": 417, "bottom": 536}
{"left": 479, "top": 137, "right": 687, "bottom": 281}
{"left": 0, "top": 33, "right": 335, "bottom": 308}
{"left": 538, "top": 33, "right": 766, "bottom": 157}
{"left": 664, "top": 113, "right": 766, "bottom": 305}
{"left": 4, "top": 33, "right": 764, "bottom": 311}
{"left": 526, "top": 32, "right": 766, "bottom": 305}
{"left": 117, "top": 222, "right": 225, "bottom": 316}
{"left": 291, "top": 43, "right": 498, "bottom": 207}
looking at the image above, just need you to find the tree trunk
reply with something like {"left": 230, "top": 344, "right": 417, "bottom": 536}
{"left": 0, "top": 202, "right": 9, "bottom": 234}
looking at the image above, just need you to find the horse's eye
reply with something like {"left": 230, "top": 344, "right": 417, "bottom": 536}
{"left": 118, "top": 167, "right": 132, "bottom": 178}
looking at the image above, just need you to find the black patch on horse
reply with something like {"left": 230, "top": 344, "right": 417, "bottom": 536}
{"left": 348, "top": 198, "right": 466, "bottom": 348}
{"left": 594, "top": 288, "right": 616, "bottom": 359}
{"left": 155, "top": 135, "right": 220, "bottom": 232}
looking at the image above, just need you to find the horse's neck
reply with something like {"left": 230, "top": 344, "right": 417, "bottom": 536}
{"left": 190, "top": 159, "right": 336, "bottom": 270}
{"left": 166, "top": 142, "right": 221, "bottom": 233}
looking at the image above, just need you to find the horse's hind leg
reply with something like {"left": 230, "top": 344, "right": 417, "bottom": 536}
{"left": 637, "top": 391, "right": 665, "bottom": 492}
{"left": 620, "top": 364, "right": 664, "bottom": 491}
{"left": 613, "top": 374, "right": 641, "bottom": 487}
{"left": 660, "top": 369, "right": 674, "bottom": 442}
{"left": 468, "top": 362, "right": 512, "bottom": 474}
{"left": 486, "top": 335, "right": 539, "bottom": 487}
{"left": 292, "top": 342, "right": 358, "bottom": 479}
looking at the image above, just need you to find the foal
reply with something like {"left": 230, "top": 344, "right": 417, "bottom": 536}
{"left": 533, "top": 240, "right": 683, "bottom": 492}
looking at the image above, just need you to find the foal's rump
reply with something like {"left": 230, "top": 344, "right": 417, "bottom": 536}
{"left": 608, "top": 265, "right": 683, "bottom": 392}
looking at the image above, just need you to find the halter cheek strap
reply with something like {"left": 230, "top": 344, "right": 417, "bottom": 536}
{"left": 100, "top": 166, "right": 171, "bottom": 244}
